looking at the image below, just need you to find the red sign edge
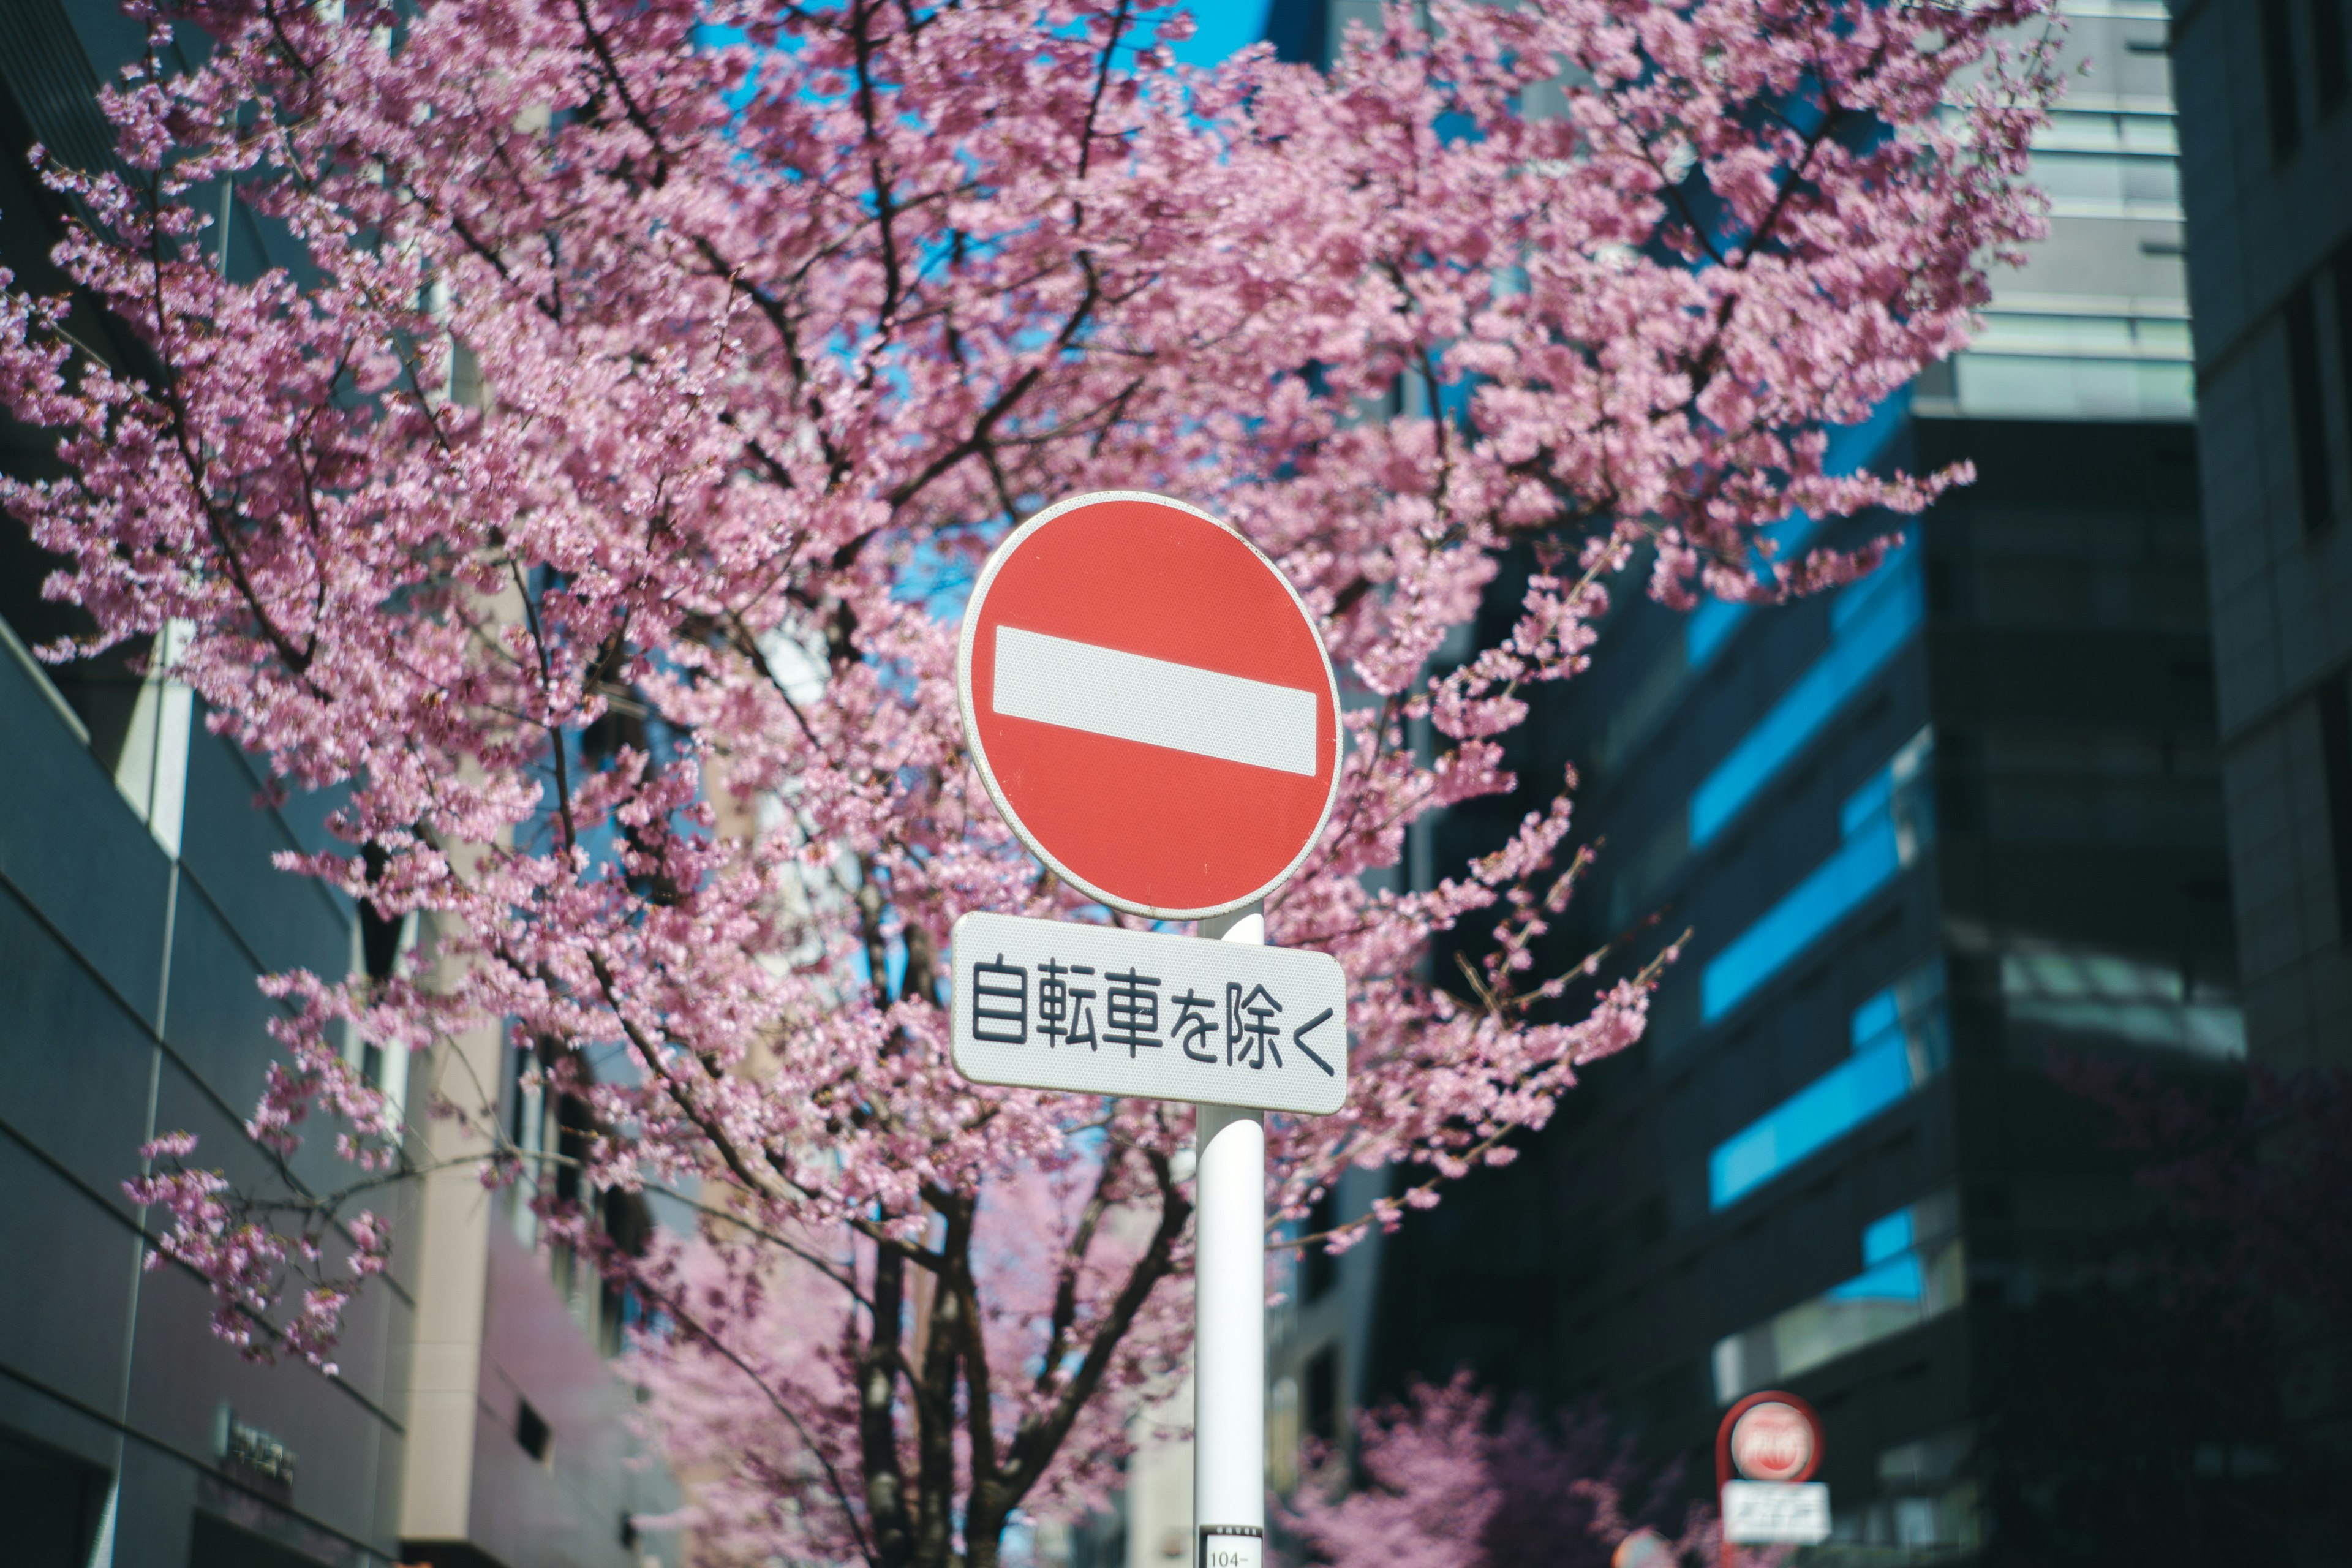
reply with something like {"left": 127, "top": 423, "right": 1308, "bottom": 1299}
{"left": 954, "top": 489, "right": 1346, "bottom": 921}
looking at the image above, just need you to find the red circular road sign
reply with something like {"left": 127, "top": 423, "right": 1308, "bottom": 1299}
{"left": 1725, "top": 1396, "right": 1821, "bottom": 1483}
{"left": 957, "top": 491, "right": 1342, "bottom": 919}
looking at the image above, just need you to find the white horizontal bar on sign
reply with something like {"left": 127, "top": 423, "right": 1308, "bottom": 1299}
{"left": 993, "top": 625, "right": 1318, "bottom": 775}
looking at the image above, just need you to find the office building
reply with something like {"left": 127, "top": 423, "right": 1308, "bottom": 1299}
{"left": 1239, "top": 1, "right": 2288, "bottom": 1562}
{"left": 2168, "top": 0, "right": 2352, "bottom": 1512}
{"left": 0, "top": 4, "right": 669, "bottom": 1563}
{"left": 2169, "top": 0, "right": 2352, "bottom": 1066}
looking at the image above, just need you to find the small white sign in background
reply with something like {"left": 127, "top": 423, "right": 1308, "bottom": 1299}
{"left": 1198, "top": 1527, "right": 1264, "bottom": 1568}
{"left": 1722, "top": 1480, "right": 1833, "bottom": 1545}
{"left": 949, "top": 911, "right": 1347, "bottom": 1115}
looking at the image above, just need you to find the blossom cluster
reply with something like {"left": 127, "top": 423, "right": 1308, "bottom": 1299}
{"left": 0, "top": 0, "right": 2056, "bottom": 1560}
{"left": 1284, "top": 1371, "right": 1724, "bottom": 1568}
{"left": 124, "top": 1133, "right": 393, "bottom": 1377}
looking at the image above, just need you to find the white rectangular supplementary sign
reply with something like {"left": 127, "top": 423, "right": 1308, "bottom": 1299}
{"left": 993, "top": 625, "right": 1319, "bottom": 776}
{"left": 1198, "top": 1529, "right": 1262, "bottom": 1568}
{"left": 949, "top": 911, "right": 1348, "bottom": 1115}
{"left": 1722, "top": 1482, "right": 1832, "bottom": 1545}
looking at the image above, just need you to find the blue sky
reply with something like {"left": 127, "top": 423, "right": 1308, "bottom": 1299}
{"left": 1163, "top": 0, "right": 1273, "bottom": 69}
{"left": 699, "top": 2, "right": 1272, "bottom": 78}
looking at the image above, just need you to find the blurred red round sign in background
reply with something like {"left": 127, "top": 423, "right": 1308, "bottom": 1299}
{"left": 1728, "top": 1399, "right": 1818, "bottom": 1483}
{"left": 956, "top": 492, "right": 1343, "bottom": 919}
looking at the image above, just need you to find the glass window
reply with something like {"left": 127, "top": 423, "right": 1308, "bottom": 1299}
{"left": 1975, "top": 312, "right": 2168, "bottom": 355}
{"left": 1709, "top": 1038, "right": 1911, "bottom": 1207}
{"left": 1712, "top": 1188, "right": 1963, "bottom": 1403}
{"left": 1684, "top": 394, "right": 1909, "bottom": 671}
{"left": 2260, "top": 0, "right": 2302, "bottom": 163}
{"left": 0, "top": 1408, "right": 111, "bottom": 1568}
{"left": 1701, "top": 821, "right": 1900, "bottom": 1023}
{"left": 2286, "top": 285, "right": 2335, "bottom": 533}
{"left": 2322, "top": 674, "right": 2352, "bottom": 949}
{"left": 2000, "top": 938, "right": 2246, "bottom": 1059}
{"left": 1861, "top": 1207, "right": 1915, "bottom": 1267}
{"left": 1687, "top": 592, "right": 1755, "bottom": 672}
{"left": 1691, "top": 549, "right": 1923, "bottom": 846}
{"left": 2028, "top": 150, "right": 2182, "bottom": 215}
{"left": 2318, "top": 0, "right": 2348, "bottom": 114}
{"left": 1687, "top": 511, "right": 1824, "bottom": 671}
{"left": 1701, "top": 729, "right": 1932, "bottom": 1024}
{"left": 1708, "top": 959, "right": 1949, "bottom": 1209}
{"left": 1849, "top": 987, "right": 1901, "bottom": 1047}
{"left": 2036, "top": 108, "right": 2179, "bottom": 156}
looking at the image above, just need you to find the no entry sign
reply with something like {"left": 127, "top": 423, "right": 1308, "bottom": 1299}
{"left": 1716, "top": 1391, "right": 1829, "bottom": 1556}
{"left": 953, "top": 492, "right": 1348, "bottom": 1567}
{"left": 1729, "top": 1400, "right": 1817, "bottom": 1482}
{"left": 957, "top": 492, "right": 1343, "bottom": 919}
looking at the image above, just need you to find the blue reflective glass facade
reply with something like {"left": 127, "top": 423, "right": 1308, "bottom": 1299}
{"left": 1267, "top": 2, "right": 2254, "bottom": 1546}
{"left": 1702, "top": 821, "right": 1899, "bottom": 1022}
{"left": 1709, "top": 1036, "right": 1910, "bottom": 1207}
{"left": 1690, "top": 545, "right": 1924, "bottom": 846}
{"left": 1701, "top": 732, "right": 1931, "bottom": 1023}
{"left": 1684, "top": 393, "right": 1912, "bottom": 671}
{"left": 1708, "top": 960, "right": 1949, "bottom": 1208}
{"left": 1830, "top": 1210, "right": 1925, "bottom": 1301}
{"left": 1686, "top": 516, "right": 1822, "bottom": 669}
{"left": 1710, "top": 1188, "right": 1966, "bottom": 1404}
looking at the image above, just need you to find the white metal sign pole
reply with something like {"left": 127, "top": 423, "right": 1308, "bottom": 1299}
{"left": 1193, "top": 902, "right": 1267, "bottom": 1568}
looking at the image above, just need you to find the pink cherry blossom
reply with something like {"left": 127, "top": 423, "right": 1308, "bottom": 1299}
{"left": 1, "top": 0, "right": 2057, "bottom": 1561}
{"left": 1283, "top": 1371, "right": 1729, "bottom": 1568}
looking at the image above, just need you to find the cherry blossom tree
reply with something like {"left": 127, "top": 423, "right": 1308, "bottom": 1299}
{"left": 0, "top": 0, "right": 2058, "bottom": 1561}
{"left": 1281, "top": 1372, "right": 1717, "bottom": 1568}
{"left": 625, "top": 1188, "right": 1168, "bottom": 1566}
